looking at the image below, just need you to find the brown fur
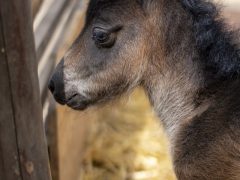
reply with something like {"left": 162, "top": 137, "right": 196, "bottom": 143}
{"left": 49, "top": 0, "right": 240, "bottom": 179}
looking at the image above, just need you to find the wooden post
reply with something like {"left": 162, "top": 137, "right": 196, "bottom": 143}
{"left": 0, "top": 0, "right": 52, "bottom": 180}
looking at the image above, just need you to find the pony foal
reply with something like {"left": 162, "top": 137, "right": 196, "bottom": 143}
{"left": 49, "top": 0, "right": 240, "bottom": 179}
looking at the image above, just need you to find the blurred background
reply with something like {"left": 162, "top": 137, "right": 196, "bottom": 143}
{"left": 32, "top": 0, "right": 240, "bottom": 180}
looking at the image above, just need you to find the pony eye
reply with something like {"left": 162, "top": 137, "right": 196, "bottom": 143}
{"left": 92, "top": 27, "right": 116, "bottom": 48}
{"left": 93, "top": 28, "right": 109, "bottom": 43}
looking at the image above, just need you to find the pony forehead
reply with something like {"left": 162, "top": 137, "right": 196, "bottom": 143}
{"left": 86, "top": 0, "right": 129, "bottom": 22}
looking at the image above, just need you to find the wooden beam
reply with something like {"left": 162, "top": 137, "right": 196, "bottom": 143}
{"left": 0, "top": 0, "right": 52, "bottom": 180}
{"left": 32, "top": 0, "right": 43, "bottom": 18}
{"left": 38, "top": 0, "right": 77, "bottom": 105}
{"left": 34, "top": 0, "right": 71, "bottom": 61}
{"left": 44, "top": 97, "right": 59, "bottom": 180}
{"left": 0, "top": 21, "right": 22, "bottom": 180}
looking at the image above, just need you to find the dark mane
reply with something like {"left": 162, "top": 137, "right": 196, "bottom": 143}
{"left": 181, "top": 0, "right": 240, "bottom": 79}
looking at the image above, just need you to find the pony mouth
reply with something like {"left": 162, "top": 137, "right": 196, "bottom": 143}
{"left": 66, "top": 94, "right": 92, "bottom": 111}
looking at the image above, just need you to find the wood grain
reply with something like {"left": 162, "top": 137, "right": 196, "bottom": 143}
{"left": 0, "top": 0, "right": 52, "bottom": 179}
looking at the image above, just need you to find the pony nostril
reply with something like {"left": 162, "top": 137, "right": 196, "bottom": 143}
{"left": 48, "top": 80, "right": 55, "bottom": 93}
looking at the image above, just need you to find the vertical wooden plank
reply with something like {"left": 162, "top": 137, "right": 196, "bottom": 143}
{"left": 0, "top": 20, "right": 22, "bottom": 180}
{"left": 45, "top": 97, "right": 59, "bottom": 180}
{"left": 53, "top": 2, "right": 90, "bottom": 179}
{"left": 0, "top": 0, "right": 52, "bottom": 180}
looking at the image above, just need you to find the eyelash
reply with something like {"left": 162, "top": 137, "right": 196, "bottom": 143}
{"left": 92, "top": 26, "right": 122, "bottom": 48}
